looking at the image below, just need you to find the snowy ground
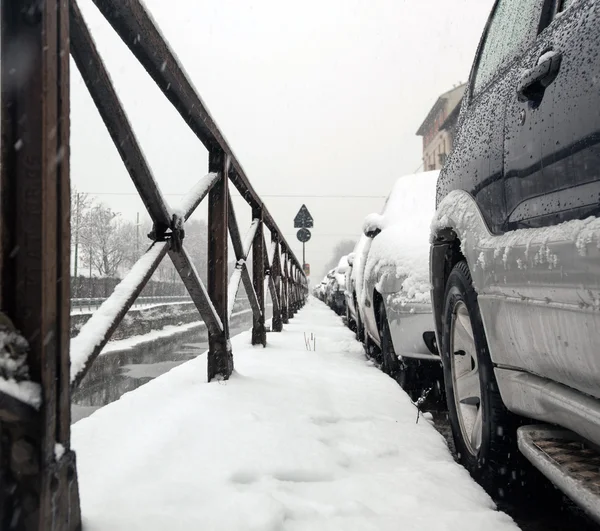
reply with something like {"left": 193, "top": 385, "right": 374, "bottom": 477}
{"left": 72, "top": 297, "right": 517, "bottom": 531}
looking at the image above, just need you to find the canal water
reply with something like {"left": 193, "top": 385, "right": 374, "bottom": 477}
{"left": 72, "top": 307, "right": 272, "bottom": 423}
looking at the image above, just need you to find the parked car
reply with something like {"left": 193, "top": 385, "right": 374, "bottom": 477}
{"left": 325, "top": 259, "right": 348, "bottom": 315}
{"left": 430, "top": 0, "right": 600, "bottom": 519}
{"left": 314, "top": 279, "right": 329, "bottom": 301}
{"left": 357, "top": 171, "right": 441, "bottom": 398}
{"left": 344, "top": 252, "right": 357, "bottom": 331}
{"left": 350, "top": 236, "right": 370, "bottom": 343}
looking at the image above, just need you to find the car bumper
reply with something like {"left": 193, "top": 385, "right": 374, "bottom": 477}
{"left": 385, "top": 301, "right": 438, "bottom": 361}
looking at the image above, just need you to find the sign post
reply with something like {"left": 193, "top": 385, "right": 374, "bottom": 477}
{"left": 294, "top": 205, "right": 313, "bottom": 274}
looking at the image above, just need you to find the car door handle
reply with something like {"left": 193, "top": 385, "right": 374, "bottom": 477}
{"left": 517, "top": 52, "right": 562, "bottom": 103}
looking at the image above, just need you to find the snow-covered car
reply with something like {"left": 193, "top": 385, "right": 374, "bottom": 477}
{"left": 350, "top": 235, "right": 371, "bottom": 342}
{"left": 358, "top": 171, "right": 440, "bottom": 397}
{"left": 344, "top": 252, "right": 357, "bottom": 331}
{"left": 313, "top": 279, "right": 328, "bottom": 301}
{"left": 325, "top": 260, "right": 347, "bottom": 315}
{"left": 430, "top": 0, "right": 600, "bottom": 519}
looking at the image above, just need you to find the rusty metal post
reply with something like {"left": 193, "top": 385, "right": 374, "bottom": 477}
{"left": 0, "top": 0, "right": 81, "bottom": 528}
{"left": 289, "top": 265, "right": 297, "bottom": 317}
{"left": 270, "top": 239, "right": 283, "bottom": 332}
{"left": 207, "top": 150, "right": 233, "bottom": 381}
{"left": 294, "top": 267, "right": 300, "bottom": 315}
{"left": 251, "top": 208, "right": 266, "bottom": 346}
{"left": 281, "top": 252, "right": 290, "bottom": 324}
{"left": 296, "top": 271, "right": 302, "bottom": 309}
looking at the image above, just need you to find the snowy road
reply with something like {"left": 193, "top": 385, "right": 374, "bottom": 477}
{"left": 73, "top": 297, "right": 517, "bottom": 530}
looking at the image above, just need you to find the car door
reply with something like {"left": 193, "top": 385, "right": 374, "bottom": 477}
{"left": 438, "top": 0, "right": 546, "bottom": 234}
{"left": 489, "top": 0, "right": 600, "bottom": 398}
{"left": 504, "top": 0, "right": 600, "bottom": 229}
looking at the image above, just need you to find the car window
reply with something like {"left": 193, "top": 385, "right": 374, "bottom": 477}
{"left": 472, "top": 0, "right": 539, "bottom": 95}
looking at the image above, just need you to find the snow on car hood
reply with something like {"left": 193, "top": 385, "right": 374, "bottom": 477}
{"left": 363, "top": 170, "right": 440, "bottom": 304}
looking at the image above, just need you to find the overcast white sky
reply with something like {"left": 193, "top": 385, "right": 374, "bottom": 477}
{"left": 71, "top": 0, "right": 495, "bottom": 281}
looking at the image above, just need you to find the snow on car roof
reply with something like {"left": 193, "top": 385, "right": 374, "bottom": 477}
{"left": 363, "top": 170, "right": 440, "bottom": 304}
{"left": 383, "top": 170, "right": 440, "bottom": 233}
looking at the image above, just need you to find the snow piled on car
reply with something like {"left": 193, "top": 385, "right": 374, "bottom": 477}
{"left": 363, "top": 170, "right": 440, "bottom": 305}
{"left": 335, "top": 255, "right": 350, "bottom": 288}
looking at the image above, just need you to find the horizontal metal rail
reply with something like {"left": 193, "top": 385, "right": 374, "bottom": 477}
{"left": 70, "top": 294, "right": 193, "bottom": 311}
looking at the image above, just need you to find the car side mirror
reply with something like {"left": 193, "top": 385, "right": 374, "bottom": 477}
{"left": 363, "top": 213, "right": 383, "bottom": 239}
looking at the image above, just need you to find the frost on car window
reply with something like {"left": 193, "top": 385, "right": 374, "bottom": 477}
{"left": 473, "top": 0, "right": 538, "bottom": 95}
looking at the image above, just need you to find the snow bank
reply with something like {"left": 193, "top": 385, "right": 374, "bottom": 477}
{"left": 0, "top": 378, "right": 41, "bottom": 409}
{"left": 363, "top": 170, "right": 440, "bottom": 305}
{"left": 73, "top": 297, "right": 516, "bottom": 531}
{"left": 0, "top": 326, "right": 41, "bottom": 408}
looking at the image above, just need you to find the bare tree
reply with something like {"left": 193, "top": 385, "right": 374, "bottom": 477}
{"left": 80, "top": 204, "right": 135, "bottom": 279}
{"left": 70, "top": 187, "right": 93, "bottom": 278}
{"left": 322, "top": 239, "right": 356, "bottom": 277}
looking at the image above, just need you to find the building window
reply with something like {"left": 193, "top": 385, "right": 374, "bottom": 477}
{"left": 439, "top": 153, "right": 447, "bottom": 166}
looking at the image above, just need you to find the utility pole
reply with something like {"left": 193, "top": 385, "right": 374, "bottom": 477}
{"left": 74, "top": 192, "right": 80, "bottom": 277}
{"left": 89, "top": 246, "right": 93, "bottom": 296}
{"left": 74, "top": 192, "right": 80, "bottom": 297}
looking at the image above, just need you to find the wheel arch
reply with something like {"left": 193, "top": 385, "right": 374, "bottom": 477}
{"left": 430, "top": 228, "right": 466, "bottom": 344}
{"left": 373, "top": 289, "right": 384, "bottom": 328}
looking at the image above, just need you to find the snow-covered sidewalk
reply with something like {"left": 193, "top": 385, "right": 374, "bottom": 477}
{"left": 73, "top": 297, "right": 517, "bottom": 531}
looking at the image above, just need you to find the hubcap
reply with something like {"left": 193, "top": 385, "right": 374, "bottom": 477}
{"left": 450, "top": 301, "right": 482, "bottom": 456}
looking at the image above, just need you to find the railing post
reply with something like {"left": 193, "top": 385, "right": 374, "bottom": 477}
{"left": 207, "top": 150, "right": 233, "bottom": 381}
{"left": 290, "top": 265, "right": 297, "bottom": 316}
{"left": 0, "top": 0, "right": 81, "bottom": 527}
{"left": 271, "top": 238, "right": 283, "bottom": 332}
{"left": 251, "top": 208, "right": 266, "bottom": 346}
{"left": 294, "top": 269, "right": 301, "bottom": 313}
{"left": 294, "top": 269, "right": 302, "bottom": 313}
{"left": 281, "top": 252, "right": 290, "bottom": 324}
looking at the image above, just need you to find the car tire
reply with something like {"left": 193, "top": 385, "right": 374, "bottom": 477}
{"left": 364, "top": 328, "right": 382, "bottom": 363}
{"left": 441, "top": 260, "right": 524, "bottom": 497}
{"left": 355, "top": 300, "right": 365, "bottom": 343}
{"left": 379, "top": 301, "right": 399, "bottom": 375}
{"left": 346, "top": 305, "right": 357, "bottom": 332}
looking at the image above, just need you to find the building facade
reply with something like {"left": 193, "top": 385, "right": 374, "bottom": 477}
{"left": 416, "top": 84, "right": 466, "bottom": 171}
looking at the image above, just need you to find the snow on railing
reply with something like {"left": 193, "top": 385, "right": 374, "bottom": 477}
{"left": 243, "top": 219, "right": 260, "bottom": 258}
{"left": 176, "top": 172, "right": 220, "bottom": 221}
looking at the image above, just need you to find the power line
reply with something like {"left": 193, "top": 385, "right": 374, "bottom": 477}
{"left": 78, "top": 191, "right": 386, "bottom": 199}
{"left": 283, "top": 233, "right": 358, "bottom": 237}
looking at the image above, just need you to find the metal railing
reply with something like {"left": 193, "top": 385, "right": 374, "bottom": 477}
{"left": 0, "top": 1, "right": 308, "bottom": 528}
{"left": 70, "top": 295, "right": 193, "bottom": 312}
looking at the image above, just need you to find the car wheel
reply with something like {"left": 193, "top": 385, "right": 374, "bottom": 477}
{"left": 441, "top": 261, "right": 523, "bottom": 497}
{"left": 355, "top": 304, "right": 365, "bottom": 343}
{"left": 346, "top": 305, "right": 357, "bottom": 332}
{"left": 364, "top": 328, "right": 382, "bottom": 362}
